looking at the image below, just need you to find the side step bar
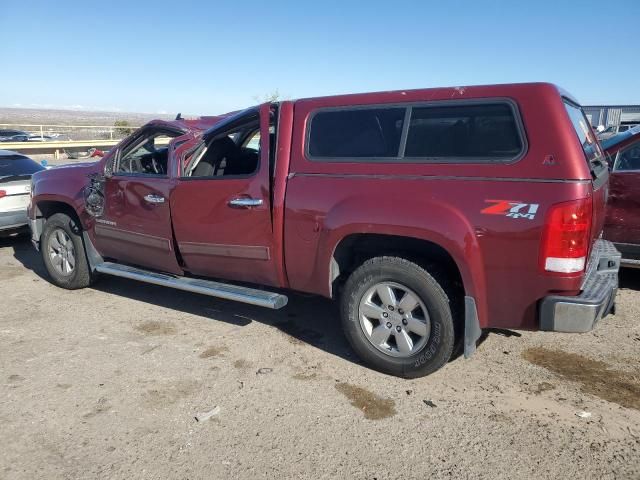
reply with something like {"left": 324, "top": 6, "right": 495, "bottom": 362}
{"left": 621, "top": 258, "right": 640, "bottom": 269}
{"left": 94, "top": 262, "right": 288, "bottom": 309}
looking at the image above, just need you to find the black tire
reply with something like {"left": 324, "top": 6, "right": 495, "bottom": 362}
{"left": 41, "top": 213, "right": 93, "bottom": 289}
{"left": 340, "top": 256, "right": 456, "bottom": 378}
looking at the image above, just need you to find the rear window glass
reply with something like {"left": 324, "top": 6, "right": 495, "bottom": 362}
{"left": 563, "top": 100, "right": 605, "bottom": 168}
{"left": 0, "top": 156, "right": 45, "bottom": 177}
{"left": 405, "top": 103, "right": 523, "bottom": 159}
{"left": 308, "top": 108, "right": 405, "bottom": 158}
{"left": 306, "top": 101, "right": 524, "bottom": 162}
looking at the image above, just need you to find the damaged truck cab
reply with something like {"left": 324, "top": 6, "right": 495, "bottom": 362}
{"left": 29, "top": 83, "right": 620, "bottom": 378}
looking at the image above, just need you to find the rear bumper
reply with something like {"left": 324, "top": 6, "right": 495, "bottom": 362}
{"left": 539, "top": 240, "right": 621, "bottom": 333}
{"left": 0, "top": 209, "right": 28, "bottom": 231}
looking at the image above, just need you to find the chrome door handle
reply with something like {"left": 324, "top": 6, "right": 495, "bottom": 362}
{"left": 144, "top": 194, "right": 165, "bottom": 204}
{"left": 228, "top": 197, "right": 263, "bottom": 208}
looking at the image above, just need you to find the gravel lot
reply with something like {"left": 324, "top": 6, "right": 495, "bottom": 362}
{"left": 1, "top": 234, "right": 639, "bottom": 479}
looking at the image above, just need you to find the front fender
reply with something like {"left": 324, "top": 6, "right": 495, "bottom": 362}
{"left": 30, "top": 163, "right": 99, "bottom": 231}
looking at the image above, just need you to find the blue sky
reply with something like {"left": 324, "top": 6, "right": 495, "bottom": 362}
{"left": 2, "top": 0, "right": 639, "bottom": 115}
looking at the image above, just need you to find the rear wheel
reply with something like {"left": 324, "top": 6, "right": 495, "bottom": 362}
{"left": 340, "top": 256, "right": 455, "bottom": 378}
{"left": 41, "top": 213, "right": 93, "bottom": 289}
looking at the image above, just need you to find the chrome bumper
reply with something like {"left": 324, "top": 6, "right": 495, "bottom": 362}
{"left": 539, "top": 240, "right": 620, "bottom": 333}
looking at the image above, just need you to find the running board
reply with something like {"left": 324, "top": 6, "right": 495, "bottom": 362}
{"left": 621, "top": 258, "right": 640, "bottom": 269}
{"left": 94, "top": 262, "right": 288, "bottom": 309}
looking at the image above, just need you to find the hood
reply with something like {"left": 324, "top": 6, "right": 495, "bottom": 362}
{"left": 32, "top": 160, "right": 99, "bottom": 183}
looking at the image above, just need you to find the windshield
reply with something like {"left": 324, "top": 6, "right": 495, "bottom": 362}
{"left": 0, "top": 156, "right": 45, "bottom": 177}
{"left": 563, "top": 100, "right": 606, "bottom": 172}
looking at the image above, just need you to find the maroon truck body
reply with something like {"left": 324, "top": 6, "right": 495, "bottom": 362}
{"left": 28, "top": 83, "right": 621, "bottom": 377}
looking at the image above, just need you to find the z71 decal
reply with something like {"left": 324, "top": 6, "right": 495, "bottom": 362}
{"left": 481, "top": 200, "right": 539, "bottom": 220}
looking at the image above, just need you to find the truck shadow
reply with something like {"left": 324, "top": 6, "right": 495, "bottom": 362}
{"left": 9, "top": 236, "right": 357, "bottom": 366}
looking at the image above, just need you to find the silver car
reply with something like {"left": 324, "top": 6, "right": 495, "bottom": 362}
{"left": 0, "top": 150, "right": 44, "bottom": 233}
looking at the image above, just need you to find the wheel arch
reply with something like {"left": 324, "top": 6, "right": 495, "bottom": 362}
{"left": 31, "top": 199, "right": 84, "bottom": 241}
{"left": 331, "top": 233, "right": 465, "bottom": 296}
{"left": 326, "top": 224, "right": 487, "bottom": 326}
{"left": 330, "top": 231, "right": 485, "bottom": 358}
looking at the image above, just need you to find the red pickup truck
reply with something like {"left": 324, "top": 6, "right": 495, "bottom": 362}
{"left": 28, "top": 83, "right": 620, "bottom": 378}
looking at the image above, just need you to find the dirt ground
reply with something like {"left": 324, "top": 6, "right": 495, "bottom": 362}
{"left": 1, "top": 235, "right": 639, "bottom": 480}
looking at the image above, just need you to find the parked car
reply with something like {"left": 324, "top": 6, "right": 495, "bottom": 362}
{"left": 597, "top": 123, "right": 640, "bottom": 140}
{"left": 0, "top": 150, "right": 45, "bottom": 233}
{"left": 602, "top": 125, "right": 640, "bottom": 267}
{"left": 27, "top": 134, "right": 54, "bottom": 142}
{"left": 28, "top": 83, "right": 620, "bottom": 378}
{"left": 64, "top": 147, "right": 106, "bottom": 160}
{"left": 0, "top": 129, "right": 29, "bottom": 142}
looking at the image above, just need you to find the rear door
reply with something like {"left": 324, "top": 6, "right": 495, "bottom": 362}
{"left": 605, "top": 140, "right": 640, "bottom": 250}
{"left": 93, "top": 128, "right": 183, "bottom": 274}
{"left": 170, "top": 104, "right": 280, "bottom": 286}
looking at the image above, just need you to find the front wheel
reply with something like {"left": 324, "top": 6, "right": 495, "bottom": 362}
{"left": 41, "top": 213, "right": 93, "bottom": 289}
{"left": 340, "top": 256, "right": 455, "bottom": 378}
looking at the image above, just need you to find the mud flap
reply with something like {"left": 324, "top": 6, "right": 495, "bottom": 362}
{"left": 464, "top": 296, "right": 482, "bottom": 358}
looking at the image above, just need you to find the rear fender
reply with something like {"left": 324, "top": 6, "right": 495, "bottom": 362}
{"left": 322, "top": 196, "right": 488, "bottom": 327}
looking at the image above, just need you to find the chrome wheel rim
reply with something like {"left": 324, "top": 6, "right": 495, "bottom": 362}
{"left": 358, "top": 281, "right": 431, "bottom": 358}
{"left": 48, "top": 228, "right": 76, "bottom": 276}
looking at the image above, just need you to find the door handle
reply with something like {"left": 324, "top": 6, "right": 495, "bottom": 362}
{"left": 228, "top": 197, "right": 263, "bottom": 208}
{"left": 144, "top": 194, "right": 165, "bottom": 204}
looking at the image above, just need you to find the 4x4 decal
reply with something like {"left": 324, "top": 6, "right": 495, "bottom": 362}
{"left": 481, "top": 200, "right": 539, "bottom": 220}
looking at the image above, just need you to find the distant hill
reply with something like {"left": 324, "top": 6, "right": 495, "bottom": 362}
{"left": 0, "top": 107, "right": 175, "bottom": 127}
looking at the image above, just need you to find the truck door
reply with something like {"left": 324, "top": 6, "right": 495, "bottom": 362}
{"left": 93, "top": 127, "right": 183, "bottom": 274}
{"left": 605, "top": 140, "right": 640, "bottom": 250}
{"left": 170, "top": 105, "right": 280, "bottom": 287}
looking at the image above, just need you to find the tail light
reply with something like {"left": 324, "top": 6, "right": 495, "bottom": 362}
{"left": 0, "top": 190, "right": 6, "bottom": 199}
{"left": 540, "top": 197, "right": 592, "bottom": 274}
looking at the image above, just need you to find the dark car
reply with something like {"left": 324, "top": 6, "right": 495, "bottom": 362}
{"left": 0, "top": 129, "right": 29, "bottom": 142}
{"left": 602, "top": 125, "right": 640, "bottom": 267}
{"left": 0, "top": 150, "right": 45, "bottom": 233}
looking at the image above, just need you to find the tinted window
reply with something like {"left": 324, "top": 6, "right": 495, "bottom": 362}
{"left": 615, "top": 142, "right": 640, "bottom": 171}
{"left": 308, "top": 108, "right": 405, "bottom": 158}
{"left": 0, "top": 156, "right": 45, "bottom": 177}
{"left": 405, "top": 103, "right": 522, "bottom": 159}
{"left": 564, "top": 100, "right": 605, "bottom": 168}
